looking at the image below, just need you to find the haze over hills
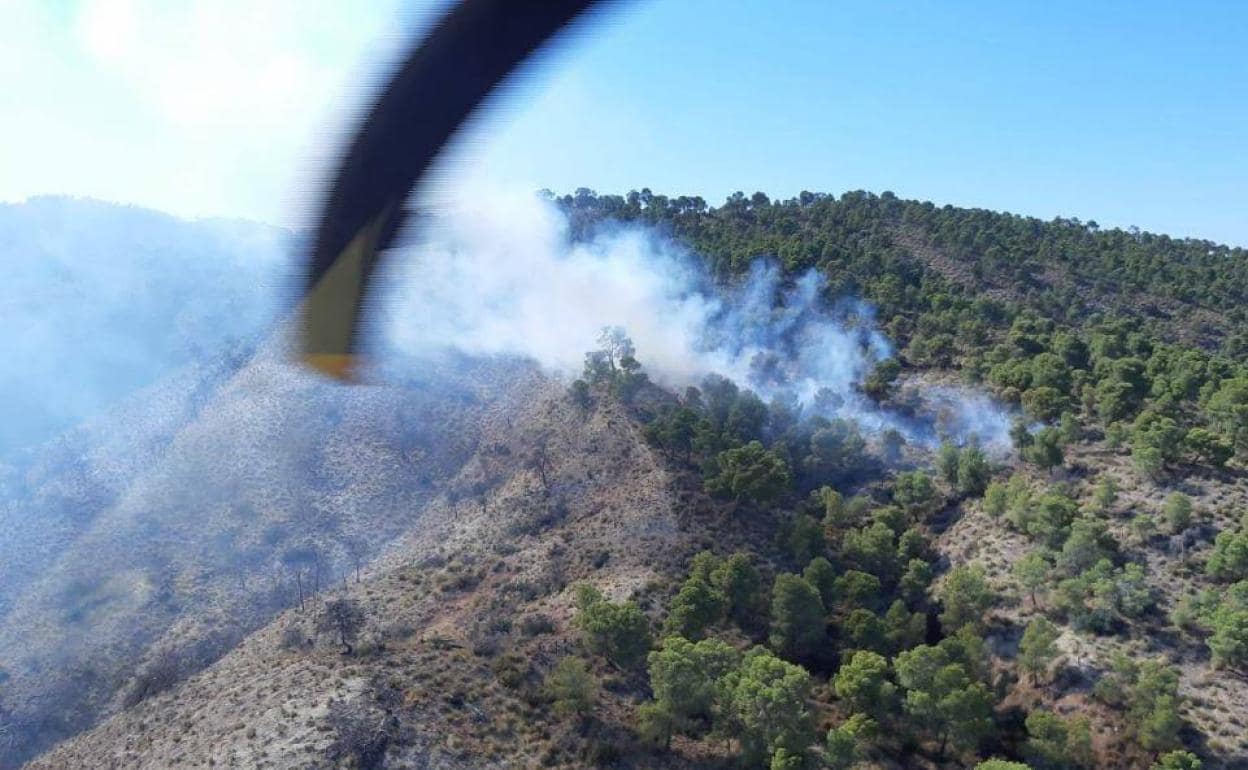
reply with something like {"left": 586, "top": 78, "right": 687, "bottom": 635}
{"left": 4, "top": 191, "right": 1248, "bottom": 770}
{"left": 0, "top": 196, "right": 290, "bottom": 455}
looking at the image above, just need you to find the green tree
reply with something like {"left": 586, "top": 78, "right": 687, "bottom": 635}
{"left": 983, "top": 481, "right": 1009, "bottom": 518}
{"left": 1114, "top": 562, "right": 1154, "bottom": 619}
{"left": 1031, "top": 353, "right": 1073, "bottom": 392}
{"left": 894, "top": 644, "right": 995, "bottom": 758}
{"left": 1138, "top": 695, "right": 1183, "bottom": 754}
{"left": 1058, "top": 411, "right": 1081, "bottom": 444}
{"left": 1023, "top": 386, "right": 1067, "bottom": 422}
{"left": 1113, "top": 661, "right": 1184, "bottom": 753}
{"left": 1024, "top": 710, "right": 1092, "bottom": 770}
{"left": 769, "top": 574, "right": 827, "bottom": 662}
{"left": 647, "top": 636, "right": 739, "bottom": 728}
{"left": 804, "top": 420, "right": 868, "bottom": 485}
{"left": 882, "top": 428, "right": 906, "bottom": 463}
{"left": 1158, "top": 491, "right": 1188, "bottom": 534}
{"left": 665, "top": 576, "right": 726, "bottom": 640}
{"left": 843, "top": 609, "right": 888, "bottom": 654}
{"left": 1184, "top": 428, "right": 1233, "bottom": 468}
{"left": 883, "top": 599, "right": 927, "bottom": 654}
{"left": 1132, "top": 442, "right": 1166, "bottom": 480}
{"left": 637, "top": 701, "right": 678, "bottom": 750}
{"left": 1206, "top": 376, "right": 1248, "bottom": 452}
{"left": 1207, "top": 529, "right": 1248, "bottom": 582}
{"left": 938, "top": 565, "right": 993, "bottom": 634}
{"left": 569, "top": 379, "right": 591, "bottom": 412}
{"left": 1057, "top": 517, "right": 1114, "bottom": 575}
{"left": 1105, "top": 421, "right": 1130, "bottom": 449}
{"left": 937, "top": 442, "right": 961, "bottom": 485}
{"left": 957, "top": 444, "right": 992, "bottom": 497}
{"left": 1028, "top": 493, "right": 1079, "bottom": 548}
{"left": 835, "top": 570, "right": 884, "bottom": 612}
{"left": 544, "top": 657, "right": 596, "bottom": 719}
{"left": 317, "top": 597, "right": 366, "bottom": 656}
{"left": 864, "top": 358, "right": 901, "bottom": 400}
{"left": 894, "top": 470, "right": 938, "bottom": 519}
{"left": 899, "top": 559, "right": 934, "bottom": 604}
{"left": 833, "top": 650, "right": 895, "bottom": 717}
{"left": 719, "top": 648, "right": 817, "bottom": 768}
{"left": 1025, "top": 427, "right": 1065, "bottom": 471}
{"left": 1090, "top": 476, "right": 1118, "bottom": 514}
{"left": 768, "top": 747, "right": 804, "bottom": 770}
{"left": 1206, "top": 587, "right": 1248, "bottom": 670}
{"left": 1132, "top": 412, "right": 1185, "bottom": 479}
{"left": 1013, "top": 550, "right": 1053, "bottom": 607}
{"left": 573, "top": 585, "right": 652, "bottom": 669}
{"left": 897, "top": 528, "right": 927, "bottom": 563}
{"left": 712, "top": 553, "right": 767, "bottom": 629}
{"left": 706, "top": 441, "right": 792, "bottom": 506}
{"left": 802, "top": 556, "right": 838, "bottom": 609}
{"left": 787, "top": 513, "right": 826, "bottom": 565}
{"left": 644, "top": 406, "right": 699, "bottom": 461}
{"left": 1095, "top": 358, "right": 1148, "bottom": 423}
{"left": 1018, "top": 617, "right": 1060, "bottom": 684}
{"left": 818, "top": 486, "right": 846, "bottom": 531}
{"left": 824, "top": 713, "right": 875, "bottom": 770}
{"left": 842, "top": 521, "right": 900, "bottom": 584}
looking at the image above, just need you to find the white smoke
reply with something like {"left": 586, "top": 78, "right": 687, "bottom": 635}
{"left": 378, "top": 190, "right": 1012, "bottom": 448}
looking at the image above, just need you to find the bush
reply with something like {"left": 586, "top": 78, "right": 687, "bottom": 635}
{"left": 122, "top": 647, "right": 184, "bottom": 708}
{"left": 520, "top": 613, "right": 557, "bottom": 636}
{"left": 544, "top": 657, "right": 596, "bottom": 718}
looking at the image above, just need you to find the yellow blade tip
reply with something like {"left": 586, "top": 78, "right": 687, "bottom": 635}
{"left": 302, "top": 353, "right": 359, "bottom": 382}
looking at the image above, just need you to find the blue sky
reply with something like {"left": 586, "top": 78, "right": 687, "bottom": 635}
{"left": 3, "top": 0, "right": 1246, "bottom": 244}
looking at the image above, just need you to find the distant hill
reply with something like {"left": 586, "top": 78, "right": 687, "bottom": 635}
{"left": 0, "top": 196, "right": 291, "bottom": 455}
{"left": 0, "top": 339, "right": 541, "bottom": 767}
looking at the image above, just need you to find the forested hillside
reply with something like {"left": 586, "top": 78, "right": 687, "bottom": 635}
{"left": 556, "top": 188, "right": 1248, "bottom": 353}
{"left": 16, "top": 190, "right": 1248, "bottom": 770}
{"left": 545, "top": 190, "right": 1248, "bottom": 769}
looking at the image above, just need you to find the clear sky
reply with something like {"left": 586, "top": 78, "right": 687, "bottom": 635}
{"left": 3, "top": 0, "right": 1246, "bottom": 245}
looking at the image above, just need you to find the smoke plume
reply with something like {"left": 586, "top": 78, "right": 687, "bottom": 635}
{"left": 378, "top": 190, "right": 1011, "bottom": 447}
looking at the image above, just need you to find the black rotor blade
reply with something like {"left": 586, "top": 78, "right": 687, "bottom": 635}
{"left": 300, "top": 0, "right": 603, "bottom": 379}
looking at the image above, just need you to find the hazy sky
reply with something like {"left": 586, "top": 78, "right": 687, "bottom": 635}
{"left": 3, "top": 0, "right": 1246, "bottom": 244}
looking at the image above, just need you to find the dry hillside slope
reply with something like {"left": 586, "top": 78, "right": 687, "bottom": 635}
{"left": 0, "top": 348, "right": 543, "bottom": 768}
{"left": 27, "top": 379, "right": 700, "bottom": 770}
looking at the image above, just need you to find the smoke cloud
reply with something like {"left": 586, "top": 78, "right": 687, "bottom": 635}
{"left": 379, "top": 190, "right": 1012, "bottom": 448}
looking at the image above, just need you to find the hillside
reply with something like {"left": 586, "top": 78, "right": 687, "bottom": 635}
{"left": 25, "top": 373, "right": 698, "bottom": 770}
{"left": 8, "top": 189, "right": 1248, "bottom": 770}
{"left": 0, "top": 342, "right": 544, "bottom": 767}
